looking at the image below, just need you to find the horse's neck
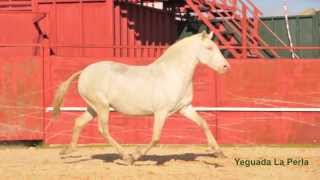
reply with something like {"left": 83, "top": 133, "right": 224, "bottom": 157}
{"left": 151, "top": 37, "right": 199, "bottom": 80}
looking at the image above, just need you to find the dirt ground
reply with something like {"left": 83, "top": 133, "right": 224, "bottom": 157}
{"left": 0, "top": 145, "right": 319, "bottom": 180}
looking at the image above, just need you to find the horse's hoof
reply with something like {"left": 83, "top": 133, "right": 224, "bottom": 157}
{"left": 114, "top": 159, "right": 131, "bottom": 166}
{"left": 122, "top": 154, "right": 135, "bottom": 165}
{"left": 60, "top": 147, "right": 76, "bottom": 155}
{"left": 206, "top": 148, "right": 227, "bottom": 158}
{"left": 132, "top": 148, "right": 143, "bottom": 161}
{"left": 212, "top": 151, "right": 227, "bottom": 158}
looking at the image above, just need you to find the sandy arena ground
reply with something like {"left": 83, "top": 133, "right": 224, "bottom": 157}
{"left": 0, "top": 145, "right": 319, "bottom": 180}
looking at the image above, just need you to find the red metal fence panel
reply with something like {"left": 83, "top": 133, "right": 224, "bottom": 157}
{"left": 0, "top": 12, "right": 39, "bottom": 56}
{"left": 43, "top": 58, "right": 320, "bottom": 145}
{"left": 43, "top": 56, "right": 216, "bottom": 144}
{"left": 0, "top": 55, "right": 320, "bottom": 144}
{"left": 0, "top": 56, "right": 43, "bottom": 140}
{"left": 0, "top": 1, "right": 319, "bottom": 144}
{"left": 216, "top": 59, "right": 320, "bottom": 144}
{"left": 35, "top": 1, "right": 176, "bottom": 58}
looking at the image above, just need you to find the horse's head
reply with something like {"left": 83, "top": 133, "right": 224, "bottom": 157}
{"left": 196, "top": 31, "right": 230, "bottom": 74}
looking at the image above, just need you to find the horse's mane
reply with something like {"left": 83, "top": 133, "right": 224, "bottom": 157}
{"left": 166, "top": 33, "right": 200, "bottom": 52}
{"left": 152, "top": 33, "right": 201, "bottom": 64}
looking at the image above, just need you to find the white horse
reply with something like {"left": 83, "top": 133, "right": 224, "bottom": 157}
{"left": 52, "top": 31, "right": 230, "bottom": 164}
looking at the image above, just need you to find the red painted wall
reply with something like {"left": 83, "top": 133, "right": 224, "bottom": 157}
{"left": 216, "top": 60, "right": 320, "bottom": 144}
{"left": 0, "top": 56, "right": 43, "bottom": 140}
{"left": 43, "top": 56, "right": 216, "bottom": 144}
{"left": 37, "top": 1, "right": 176, "bottom": 57}
{"left": 43, "top": 58, "right": 320, "bottom": 144}
{"left": 0, "top": 2, "right": 176, "bottom": 58}
{"left": 0, "top": 2, "right": 319, "bottom": 144}
{"left": 0, "top": 56, "right": 319, "bottom": 144}
{"left": 0, "top": 13, "right": 38, "bottom": 56}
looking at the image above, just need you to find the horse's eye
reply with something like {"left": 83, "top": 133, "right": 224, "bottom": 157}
{"left": 206, "top": 46, "right": 213, "bottom": 50}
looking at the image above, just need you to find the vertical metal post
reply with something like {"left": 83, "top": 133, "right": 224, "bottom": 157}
{"left": 252, "top": 7, "right": 259, "bottom": 55}
{"left": 283, "top": 0, "right": 297, "bottom": 59}
{"left": 32, "top": 0, "right": 39, "bottom": 12}
{"left": 126, "top": 4, "right": 129, "bottom": 57}
{"left": 252, "top": 7, "right": 259, "bottom": 37}
{"left": 114, "top": 1, "right": 121, "bottom": 57}
{"left": 80, "top": 0, "right": 84, "bottom": 56}
{"left": 109, "top": 0, "right": 115, "bottom": 57}
{"left": 231, "top": 0, "right": 237, "bottom": 11}
{"left": 53, "top": 0, "right": 57, "bottom": 55}
{"left": 138, "top": 3, "right": 144, "bottom": 58}
{"left": 241, "top": 4, "right": 248, "bottom": 58}
{"left": 146, "top": 8, "right": 151, "bottom": 57}
{"left": 222, "top": 0, "right": 227, "bottom": 9}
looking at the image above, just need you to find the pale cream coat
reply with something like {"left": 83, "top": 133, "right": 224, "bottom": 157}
{"left": 52, "top": 31, "right": 230, "bottom": 164}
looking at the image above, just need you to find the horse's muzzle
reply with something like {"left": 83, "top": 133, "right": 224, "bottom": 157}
{"left": 219, "top": 63, "right": 230, "bottom": 74}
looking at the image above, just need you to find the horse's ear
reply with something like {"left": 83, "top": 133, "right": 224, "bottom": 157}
{"left": 201, "top": 30, "right": 208, "bottom": 40}
{"left": 208, "top": 32, "right": 213, "bottom": 39}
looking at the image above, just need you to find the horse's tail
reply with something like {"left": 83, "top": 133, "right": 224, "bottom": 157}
{"left": 52, "top": 71, "right": 82, "bottom": 119}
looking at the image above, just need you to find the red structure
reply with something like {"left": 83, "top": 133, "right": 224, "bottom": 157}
{"left": 0, "top": 0, "right": 320, "bottom": 144}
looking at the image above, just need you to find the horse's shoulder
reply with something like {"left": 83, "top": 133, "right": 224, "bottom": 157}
{"left": 109, "top": 62, "right": 130, "bottom": 74}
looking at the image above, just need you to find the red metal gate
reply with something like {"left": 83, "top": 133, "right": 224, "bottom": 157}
{"left": 1, "top": 54, "right": 320, "bottom": 144}
{"left": 0, "top": 0, "right": 320, "bottom": 144}
{"left": 43, "top": 56, "right": 217, "bottom": 144}
{"left": 0, "top": 56, "right": 44, "bottom": 140}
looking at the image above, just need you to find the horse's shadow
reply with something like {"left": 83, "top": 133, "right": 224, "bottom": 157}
{"left": 90, "top": 152, "right": 223, "bottom": 166}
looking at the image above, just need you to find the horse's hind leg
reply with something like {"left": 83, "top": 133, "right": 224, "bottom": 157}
{"left": 60, "top": 107, "right": 96, "bottom": 155}
{"left": 180, "top": 105, "right": 226, "bottom": 158}
{"left": 95, "top": 104, "right": 133, "bottom": 164}
{"left": 132, "top": 111, "right": 168, "bottom": 161}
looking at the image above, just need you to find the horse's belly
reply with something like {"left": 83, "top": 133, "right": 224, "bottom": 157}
{"left": 108, "top": 90, "right": 153, "bottom": 115}
{"left": 110, "top": 102, "right": 153, "bottom": 116}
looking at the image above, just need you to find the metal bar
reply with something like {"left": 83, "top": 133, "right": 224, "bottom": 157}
{"left": 32, "top": 0, "right": 39, "bottom": 12}
{"left": 45, "top": 106, "right": 320, "bottom": 112}
{"left": 237, "top": 0, "right": 262, "bottom": 15}
{"left": 231, "top": 0, "right": 237, "bottom": 10}
{"left": 231, "top": 0, "right": 288, "bottom": 57}
{"left": 137, "top": 3, "right": 143, "bottom": 57}
{"left": 186, "top": 0, "right": 241, "bottom": 58}
{"left": 1, "top": 44, "right": 319, "bottom": 51}
{"left": 53, "top": 0, "right": 57, "bottom": 55}
{"left": 241, "top": 4, "right": 248, "bottom": 58}
{"left": 0, "top": 1, "right": 32, "bottom": 6}
{"left": 206, "top": 1, "right": 265, "bottom": 58}
{"left": 123, "top": 2, "right": 128, "bottom": 57}
{"left": 0, "top": 43, "right": 43, "bottom": 47}
{"left": 114, "top": 2, "right": 121, "bottom": 57}
{"left": 48, "top": 44, "right": 168, "bottom": 49}
{"left": 219, "top": 46, "right": 320, "bottom": 50}
{"left": 0, "top": 11, "right": 45, "bottom": 14}
{"left": 36, "top": 0, "right": 105, "bottom": 3}
{"left": 146, "top": 8, "right": 151, "bottom": 57}
{"left": 222, "top": 0, "right": 227, "bottom": 9}
{"left": 110, "top": 0, "right": 115, "bottom": 57}
{"left": 130, "top": 4, "right": 136, "bottom": 58}
{"left": 259, "top": 19, "right": 291, "bottom": 48}
{"left": 41, "top": 45, "right": 46, "bottom": 140}
{"left": 80, "top": 0, "right": 84, "bottom": 56}
{"left": 252, "top": 7, "right": 259, "bottom": 55}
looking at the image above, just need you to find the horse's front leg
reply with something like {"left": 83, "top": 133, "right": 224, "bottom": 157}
{"left": 180, "top": 105, "right": 226, "bottom": 158}
{"left": 132, "top": 111, "right": 168, "bottom": 161}
{"left": 96, "top": 105, "right": 134, "bottom": 164}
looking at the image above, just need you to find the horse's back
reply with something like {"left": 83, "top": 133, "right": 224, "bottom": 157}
{"left": 77, "top": 60, "right": 155, "bottom": 115}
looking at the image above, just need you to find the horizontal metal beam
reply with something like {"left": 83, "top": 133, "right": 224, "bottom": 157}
{"left": 45, "top": 106, "right": 320, "bottom": 112}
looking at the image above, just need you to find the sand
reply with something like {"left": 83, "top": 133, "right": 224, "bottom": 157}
{"left": 0, "top": 145, "right": 319, "bottom": 180}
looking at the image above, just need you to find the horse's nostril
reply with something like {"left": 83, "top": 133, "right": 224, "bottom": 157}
{"left": 223, "top": 65, "right": 229, "bottom": 69}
